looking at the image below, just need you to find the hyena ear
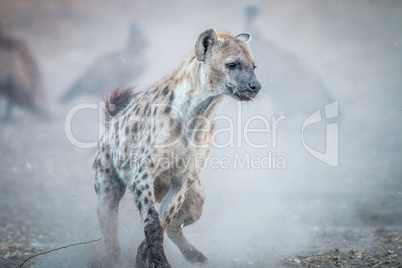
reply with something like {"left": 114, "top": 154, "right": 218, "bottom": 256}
{"left": 236, "top": 33, "right": 251, "bottom": 44}
{"left": 195, "top": 28, "right": 218, "bottom": 62}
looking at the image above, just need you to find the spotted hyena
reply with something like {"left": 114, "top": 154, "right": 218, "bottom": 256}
{"left": 93, "top": 28, "right": 261, "bottom": 267}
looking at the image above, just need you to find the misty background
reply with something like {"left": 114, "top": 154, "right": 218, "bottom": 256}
{"left": 0, "top": 0, "right": 401, "bottom": 267}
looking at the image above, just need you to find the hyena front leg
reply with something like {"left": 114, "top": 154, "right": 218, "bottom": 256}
{"left": 132, "top": 174, "right": 171, "bottom": 268}
{"left": 138, "top": 175, "right": 189, "bottom": 267}
{"left": 158, "top": 175, "right": 190, "bottom": 232}
{"left": 94, "top": 155, "right": 126, "bottom": 263}
{"left": 167, "top": 177, "right": 208, "bottom": 264}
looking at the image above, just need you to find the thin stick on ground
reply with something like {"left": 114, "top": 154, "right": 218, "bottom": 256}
{"left": 18, "top": 238, "right": 102, "bottom": 268}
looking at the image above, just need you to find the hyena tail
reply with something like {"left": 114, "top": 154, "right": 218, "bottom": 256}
{"left": 102, "top": 87, "right": 137, "bottom": 125}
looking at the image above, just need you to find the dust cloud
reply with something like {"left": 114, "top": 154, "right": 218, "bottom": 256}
{"left": 0, "top": 1, "right": 401, "bottom": 267}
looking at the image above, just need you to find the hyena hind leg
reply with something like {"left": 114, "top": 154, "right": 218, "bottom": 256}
{"left": 94, "top": 162, "right": 126, "bottom": 263}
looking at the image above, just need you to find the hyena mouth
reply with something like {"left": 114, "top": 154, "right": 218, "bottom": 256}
{"left": 227, "top": 84, "right": 257, "bottom": 101}
{"left": 232, "top": 90, "right": 257, "bottom": 101}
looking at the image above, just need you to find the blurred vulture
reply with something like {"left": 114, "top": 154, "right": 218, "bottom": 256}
{"left": 244, "top": 5, "right": 334, "bottom": 118}
{"left": 60, "top": 22, "right": 147, "bottom": 103}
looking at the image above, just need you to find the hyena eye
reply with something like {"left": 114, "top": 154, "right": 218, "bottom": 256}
{"left": 226, "top": 63, "right": 237, "bottom": 70}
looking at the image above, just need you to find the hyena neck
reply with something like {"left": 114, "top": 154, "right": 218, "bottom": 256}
{"left": 169, "top": 54, "right": 224, "bottom": 121}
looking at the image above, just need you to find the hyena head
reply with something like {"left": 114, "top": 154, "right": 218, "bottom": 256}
{"left": 195, "top": 29, "right": 261, "bottom": 101}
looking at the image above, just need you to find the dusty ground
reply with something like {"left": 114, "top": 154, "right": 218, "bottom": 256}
{"left": 0, "top": 1, "right": 401, "bottom": 267}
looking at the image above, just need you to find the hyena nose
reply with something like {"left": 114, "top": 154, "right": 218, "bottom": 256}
{"left": 248, "top": 80, "right": 261, "bottom": 92}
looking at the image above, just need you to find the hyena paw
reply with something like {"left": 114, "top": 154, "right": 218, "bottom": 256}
{"left": 135, "top": 240, "right": 149, "bottom": 268}
{"left": 183, "top": 248, "right": 208, "bottom": 264}
{"left": 106, "top": 244, "right": 121, "bottom": 262}
{"left": 148, "top": 250, "right": 171, "bottom": 268}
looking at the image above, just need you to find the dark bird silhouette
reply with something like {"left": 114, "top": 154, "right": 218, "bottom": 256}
{"left": 0, "top": 22, "right": 47, "bottom": 119}
{"left": 244, "top": 5, "right": 334, "bottom": 117}
{"left": 59, "top": 22, "right": 147, "bottom": 103}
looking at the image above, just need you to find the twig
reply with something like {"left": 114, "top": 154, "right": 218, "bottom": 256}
{"left": 19, "top": 238, "right": 101, "bottom": 268}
